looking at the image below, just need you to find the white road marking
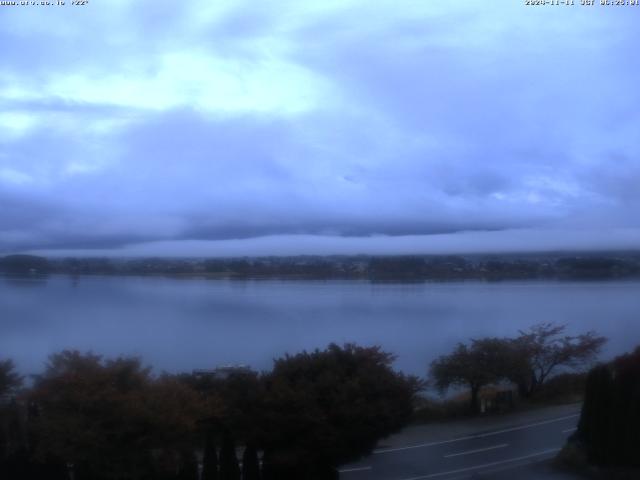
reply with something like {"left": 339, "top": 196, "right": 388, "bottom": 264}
{"left": 338, "top": 466, "right": 372, "bottom": 473}
{"left": 443, "top": 443, "right": 509, "bottom": 458}
{"left": 374, "top": 413, "right": 579, "bottom": 454}
{"left": 562, "top": 427, "right": 577, "bottom": 434}
{"left": 398, "top": 448, "right": 561, "bottom": 480}
{"left": 462, "top": 451, "right": 559, "bottom": 479}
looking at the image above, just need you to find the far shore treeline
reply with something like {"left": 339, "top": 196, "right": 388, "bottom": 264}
{"left": 2, "top": 252, "right": 640, "bottom": 281}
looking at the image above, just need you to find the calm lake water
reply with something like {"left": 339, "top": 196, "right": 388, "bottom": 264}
{"left": 1, "top": 275, "right": 639, "bottom": 377}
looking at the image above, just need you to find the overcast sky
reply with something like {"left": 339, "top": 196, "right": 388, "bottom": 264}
{"left": 1, "top": 1, "right": 639, "bottom": 257}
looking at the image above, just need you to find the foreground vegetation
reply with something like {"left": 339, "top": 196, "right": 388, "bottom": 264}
{"left": 557, "top": 346, "right": 640, "bottom": 478}
{"left": 429, "top": 323, "right": 605, "bottom": 413}
{"left": 0, "top": 344, "right": 420, "bottom": 480}
{"left": 0, "top": 323, "right": 616, "bottom": 479}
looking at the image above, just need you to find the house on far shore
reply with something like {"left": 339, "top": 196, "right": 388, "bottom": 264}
{"left": 192, "top": 365, "right": 252, "bottom": 381}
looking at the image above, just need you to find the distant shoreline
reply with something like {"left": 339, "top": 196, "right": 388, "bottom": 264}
{"left": 3, "top": 252, "right": 640, "bottom": 283}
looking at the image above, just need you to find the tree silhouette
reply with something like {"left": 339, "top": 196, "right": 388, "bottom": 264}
{"left": 178, "top": 449, "right": 199, "bottom": 480}
{"left": 430, "top": 338, "right": 513, "bottom": 412}
{"left": 219, "top": 432, "right": 240, "bottom": 480}
{"left": 0, "top": 359, "right": 23, "bottom": 396}
{"left": 431, "top": 324, "right": 607, "bottom": 410}
{"left": 261, "top": 343, "right": 420, "bottom": 477}
{"left": 241, "top": 443, "right": 260, "bottom": 480}
{"left": 513, "top": 323, "right": 606, "bottom": 397}
{"left": 28, "top": 351, "right": 206, "bottom": 479}
{"left": 575, "top": 346, "right": 640, "bottom": 467}
{"left": 578, "top": 364, "right": 613, "bottom": 465}
{"left": 201, "top": 431, "right": 219, "bottom": 480}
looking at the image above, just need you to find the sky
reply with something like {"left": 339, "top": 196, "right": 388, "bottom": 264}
{"left": 1, "top": 0, "right": 639, "bottom": 257}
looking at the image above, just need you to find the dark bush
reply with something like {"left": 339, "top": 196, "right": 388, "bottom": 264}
{"left": 574, "top": 346, "right": 640, "bottom": 468}
{"left": 219, "top": 433, "right": 240, "bottom": 480}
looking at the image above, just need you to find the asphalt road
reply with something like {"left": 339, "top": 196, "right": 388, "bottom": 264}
{"left": 339, "top": 405, "right": 582, "bottom": 480}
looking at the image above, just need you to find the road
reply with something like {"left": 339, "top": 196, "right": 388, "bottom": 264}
{"left": 339, "top": 404, "right": 583, "bottom": 480}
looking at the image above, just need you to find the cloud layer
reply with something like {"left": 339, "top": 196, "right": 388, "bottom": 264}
{"left": 1, "top": 1, "right": 639, "bottom": 255}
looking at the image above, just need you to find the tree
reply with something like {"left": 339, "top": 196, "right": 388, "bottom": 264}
{"left": 30, "top": 351, "right": 155, "bottom": 479}
{"left": 28, "top": 351, "right": 206, "bottom": 480}
{"left": 181, "top": 369, "right": 264, "bottom": 445}
{"left": 577, "top": 364, "right": 614, "bottom": 465}
{"left": 0, "top": 359, "right": 23, "bottom": 396}
{"left": 261, "top": 343, "right": 421, "bottom": 478}
{"left": 177, "top": 449, "right": 199, "bottom": 480}
{"left": 219, "top": 432, "right": 240, "bottom": 480}
{"left": 512, "top": 323, "right": 606, "bottom": 397}
{"left": 241, "top": 443, "right": 260, "bottom": 480}
{"left": 0, "top": 396, "right": 30, "bottom": 478}
{"left": 574, "top": 346, "right": 640, "bottom": 468}
{"left": 430, "top": 338, "right": 514, "bottom": 413}
{"left": 201, "top": 431, "right": 219, "bottom": 480}
{"left": 608, "top": 346, "right": 640, "bottom": 466}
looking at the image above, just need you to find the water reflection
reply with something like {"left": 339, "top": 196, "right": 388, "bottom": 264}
{"left": 1, "top": 274, "right": 50, "bottom": 288}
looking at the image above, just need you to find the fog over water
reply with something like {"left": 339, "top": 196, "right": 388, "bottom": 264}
{"left": 2, "top": 275, "right": 638, "bottom": 377}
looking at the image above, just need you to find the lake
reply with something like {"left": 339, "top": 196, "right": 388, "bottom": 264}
{"left": 1, "top": 275, "right": 639, "bottom": 377}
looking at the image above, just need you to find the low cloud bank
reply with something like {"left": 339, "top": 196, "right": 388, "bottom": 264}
{"left": 26, "top": 228, "right": 640, "bottom": 258}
